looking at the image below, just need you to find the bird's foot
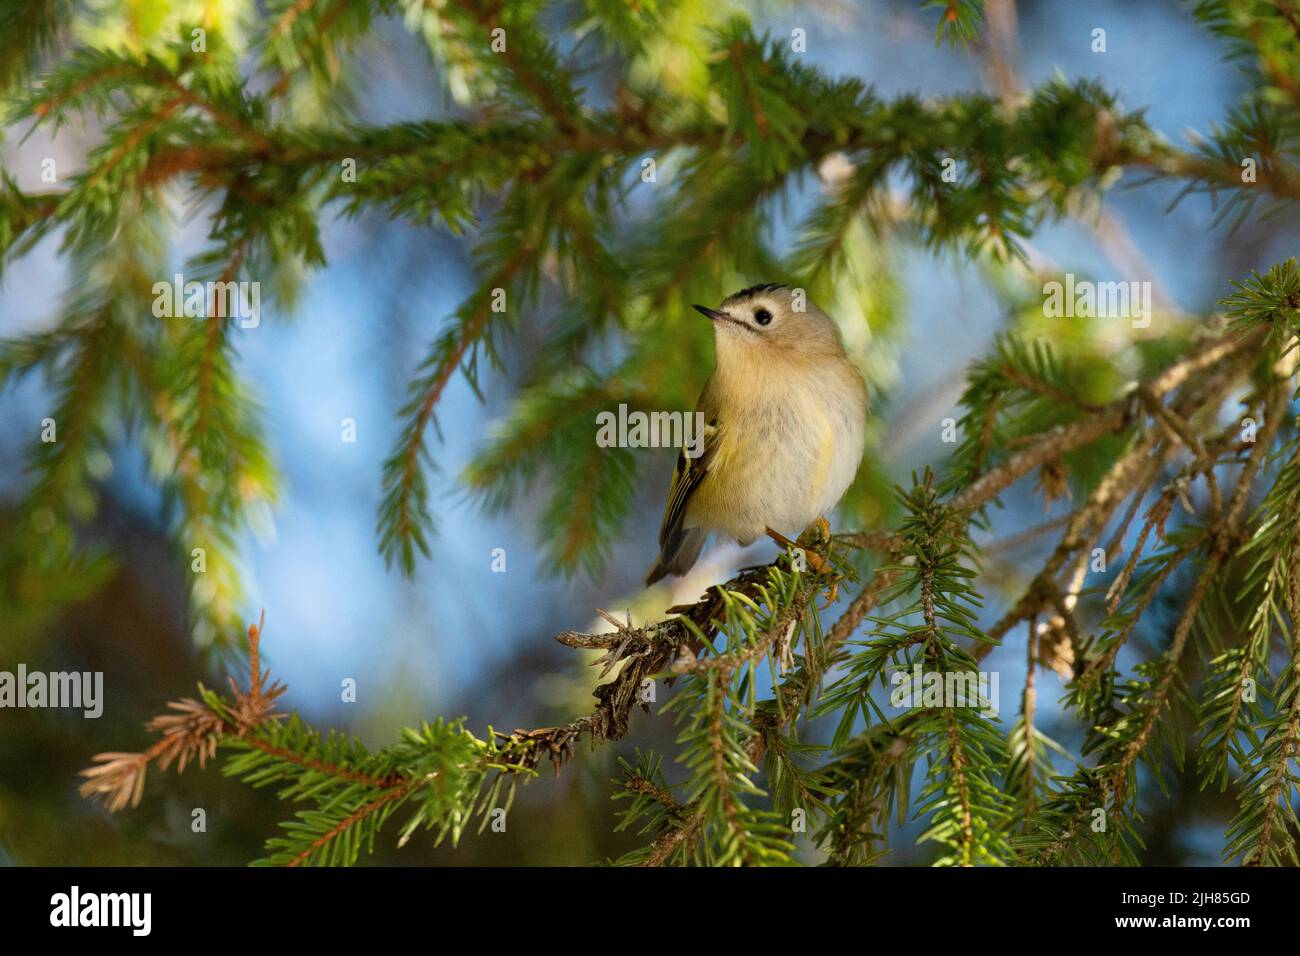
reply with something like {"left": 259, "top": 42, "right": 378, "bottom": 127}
{"left": 798, "top": 517, "right": 838, "bottom": 606}
{"left": 797, "top": 516, "right": 832, "bottom": 548}
{"left": 766, "top": 525, "right": 831, "bottom": 575}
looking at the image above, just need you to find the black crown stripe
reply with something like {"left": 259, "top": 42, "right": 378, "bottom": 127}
{"left": 726, "top": 282, "right": 788, "bottom": 301}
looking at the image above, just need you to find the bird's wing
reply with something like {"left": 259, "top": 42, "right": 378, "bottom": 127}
{"left": 657, "top": 383, "right": 721, "bottom": 551}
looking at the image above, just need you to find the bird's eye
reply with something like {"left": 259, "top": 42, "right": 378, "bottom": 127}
{"left": 754, "top": 308, "right": 773, "bottom": 326}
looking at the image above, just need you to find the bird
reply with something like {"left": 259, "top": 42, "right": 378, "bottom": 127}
{"left": 644, "top": 283, "right": 868, "bottom": 586}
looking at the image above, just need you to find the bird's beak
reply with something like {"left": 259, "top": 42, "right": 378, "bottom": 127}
{"left": 693, "top": 304, "right": 726, "bottom": 322}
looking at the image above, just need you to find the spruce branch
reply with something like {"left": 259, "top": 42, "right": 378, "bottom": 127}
{"left": 79, "top": 613, "right": 287, "bottom": 813}
{"left": 1022, "top": 378, "right": 1289, "bottom": 865}
{"left": 1227, "top": 633, "right": 1300, "bottom": 866}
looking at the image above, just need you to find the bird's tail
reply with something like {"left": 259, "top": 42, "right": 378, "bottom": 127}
{"left": 644, "top": 526, "right": 708, "bottom": 586}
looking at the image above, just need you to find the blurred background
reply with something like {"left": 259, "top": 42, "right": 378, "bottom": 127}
{"left": 1, "top": 0, "right": 1293, "bottom": 865}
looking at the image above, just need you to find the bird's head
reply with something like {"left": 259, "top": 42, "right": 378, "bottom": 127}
{"left": 693, "top": 284, "right": 846, "bottom": 367}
